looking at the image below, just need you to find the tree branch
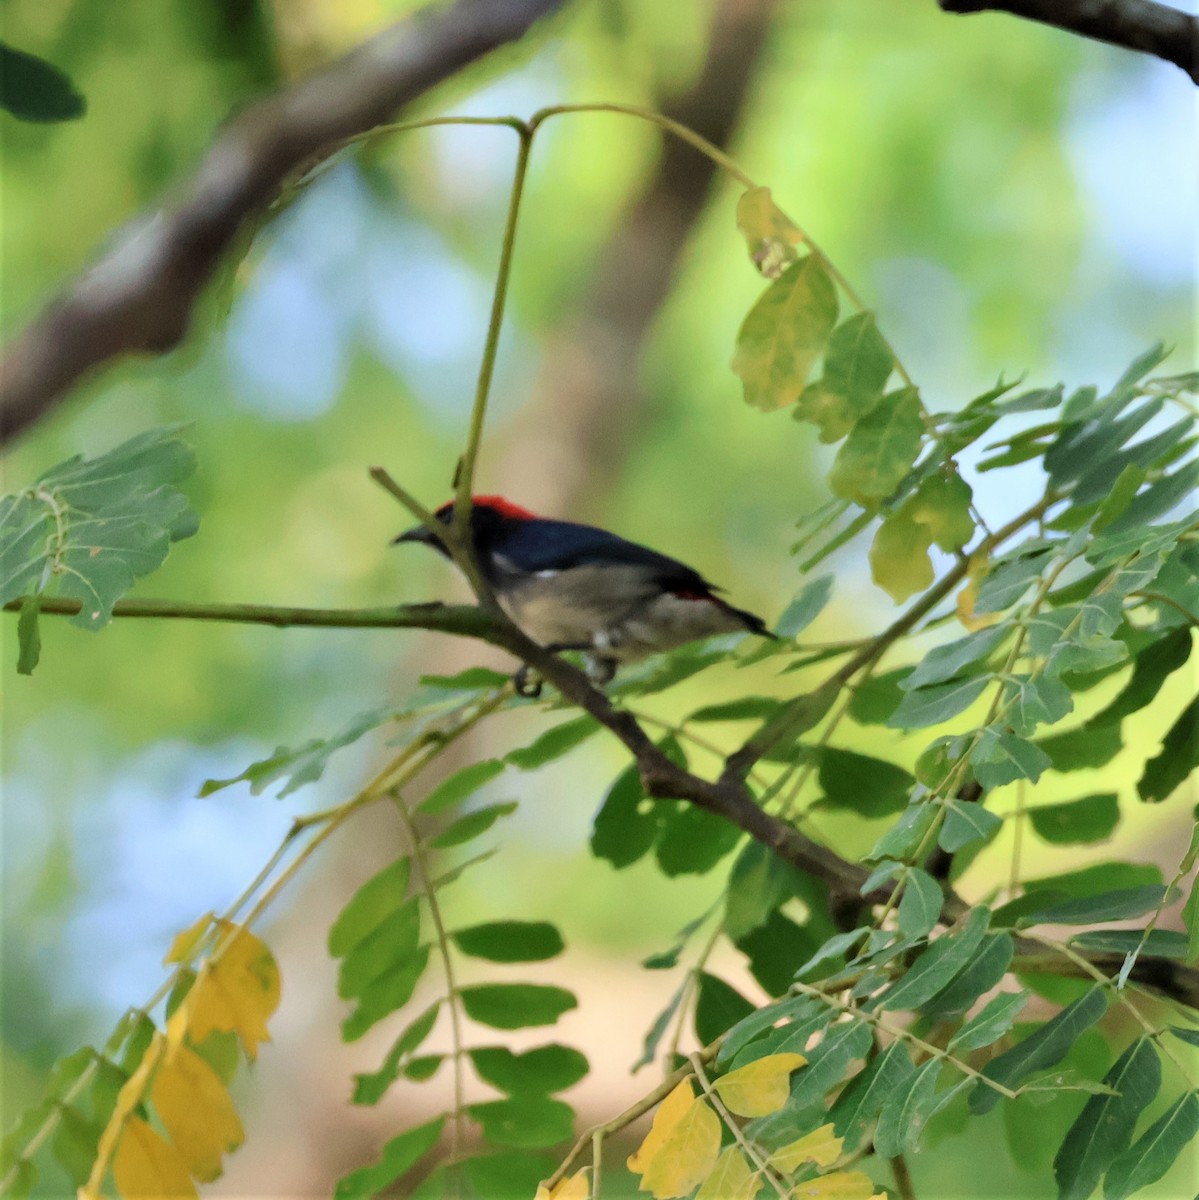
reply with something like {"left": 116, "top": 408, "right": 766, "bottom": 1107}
{"left": 3, "top": 595, "right": 497, "bottom": 635}
{"left": 0, "top": 0, "right": 566, "bottom": 444}
{"left": 13, "top": 590, "right": 1199, "bottom": 1010}
{"left": 938, "top": 0, "right": 1198, "bottom": 83}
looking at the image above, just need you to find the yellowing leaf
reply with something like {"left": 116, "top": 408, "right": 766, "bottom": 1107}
{"left": 712, "top": 1052, "right": 808, "bottom": 1117}
{"left": 84, "top": 1031, "right": 168, "bottom": 1196}
{"left": 732, "top": 256, "right": 839, "bottom": 411}
{"left": 171, "top": 921, "right": 280, "bottom": 1061}
{"left": 627, "top": 1080, "right": 695, "bottom": 1174}
{"left": 152, "top": 1042, "right": 244, "bottom": 1181}
{"left": 736, "top": 186, "right": 802, "bottom": 279}
{"left": 791, "top": 1169, "right": 883, "bottom": 1199}
{"left": 695, "top": 1146, "right": 761, "bottom": 1200}
{"left": 533, "top": 1169, "right": 590, "bottom": 1199}
{"left": 637, "top": 1098, "right": 722, "bottom": 1199}
{"left": 957, "top": 553, "right": 1000, "bottom": 631}
{"left": 869, "top": 509, "right": 934, "bottom": 603}
{"left": 164, "top": 912, "right": 214, "bottom": 965}
{"left": 112, "top": 1115, "right": 198, "bottom": 1200}
{"left": 768, "top": 1123, "right": 843, "bottom": 1173}
{"left": 905, "top": 471, "right": 974, "bottom": 553}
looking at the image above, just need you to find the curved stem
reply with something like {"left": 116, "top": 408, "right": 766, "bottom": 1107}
{"left": 392, "top": 785, "right": 469, "bottom": 1171}
{"left": 529, "top": 102, "right": 915, "bottom": 387}
{"left": 454, "top": 121, "right": 534, "bottom": 539}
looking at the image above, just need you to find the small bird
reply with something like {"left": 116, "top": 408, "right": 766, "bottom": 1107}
{"left": 396, "top": 496, "right": 774, "bottom": 694}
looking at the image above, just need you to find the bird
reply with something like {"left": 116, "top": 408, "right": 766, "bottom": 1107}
{"left": 395, "top": 496, "right": 775, "bottom": 695}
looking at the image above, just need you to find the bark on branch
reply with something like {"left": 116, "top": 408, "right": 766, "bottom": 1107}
{"left": 938, "top": 0, "right": 1198, "bottom": 82}
{"left": 0, "top": 0, "right": 565, "bottom": 444}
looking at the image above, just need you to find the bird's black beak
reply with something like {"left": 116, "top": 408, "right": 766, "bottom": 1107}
{"left": 393, "top": 524, "right": 437, "bottom": 546}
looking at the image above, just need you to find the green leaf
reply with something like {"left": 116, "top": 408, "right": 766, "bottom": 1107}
{"left": 352, "top": 1002, "right": 440, "bottom": 1106}
{"left": 50, "top": 1104, "right": 101, "bottom": 1187}
{"left": 873, "top": 1059, "right": 943, "bottom": 1157}
{"left": 0, "top": 426, "right": 197, "bottom": 627}
{"left": 723, "top": 998, "right": 833, "bottom": 1071}
{"left": 971, "top": 729, "right": 1051, "bottom": 790}
{"left": 338, "top": 900, "right": 421, "bottom": 999}
{"left": 816, "top": 747, "right": 914, "bottom": 818}
{"left": 419, "top": 760, "right": 505, "bottom": 814}
{"left": 887, "top": 676, "right": 990, "bottom": 729}
{"left": 506, "top": 717, "right": 599, "bottom": 769}
{"left": 905, "top": 626, "right": 1010, "bottom": 691}
{"left": 948, "top": 990, "right": 1030, "bottom": 1053}
{"left": 1090, "top": 463, "right": 1148, "bottom": 529}
{"left": 1070, "top": 929, "right": 1188, "bottom": 959}
{"left": 1038, "top": 725, "right": 1123, "bottom": 773}
{"left": 1103, "top": 1090, "right": 1199, "bottom": 1200}
{"left": 590, "top": 764, "right": 658, "bottom": 869}
{"left": 431, "top": 801, "right": 518, "bottom": 849}
{"left": 634, "top": 984, "right": 686, "bottom": 1072}
{"left": 1015, "top": 886, "right": 1168, "bottom": 928}
{"left": 829, "top": 387, "right": 926, "bottom": 504}
{"left": 451, "top": 921, "right": 564, "bottom": 963}
{"left": 898, "top": 868, "right": 943, "bottom": 939}
{"left": 970, "top": 986, "right": 1109, "bottom": 1114}
{"left": 849, "top": 668, "right": 910, "bottom": 725}
{"left": 341, "top": 946, "right": 430, "bottom": 1042}
{"left": 459, "top": 984, "right": 577, "bottom": 1031}
{"left": 467, "top": 1096, "right": 574, "bottom": 1149}
{"left": 1093, "top": 628, "right": 1193, "bottom": 727}
{"left": 821, "top": 312, "right": 894, "bottom": 416}
{"left": 1184, "top": 875, "right": 1199, "bottom": 964}
{"left": 201, "top": 706, "right": 398, "bottom": 799}
{"left": 724, "top": 841, "right": 808, "bottom": 941}
{"left": 1004, "top": 673, "right": 1075, "bottom": 737}
{"left": 468, "top": 1045, "right": 589, "bottom": 1095}
{"left": 654, "top": 802, "right": 741, "bottom": 876}
{"left": 688, "top": 696, "right": 782, "bottom": 722}
{"left": 788, "top": 1021, "right": 873, "bottom": 1113}
{"left": 830, "top": 1042, "right": 916, "bottom": 1153}
{"left": 737, "top": 909, "right": 820, "bottom": 996}
{"left": 867, "top": 802, "right": 939, "bottom": 863}
{"left": 975, "top": 546, "right": 1053, "bottom": 613}
{"left": 877, "top": 906, "right": 990, "bottom": 1012}
{"left": 939, "top": 799, "right": 1003, "bottom": 853}
{"left": 403, "top": 1054, "right": 442, "bottom": 1082}
{"left": 328, "top": 858, "right": 411, "bottom": 959}
{"left": 15, "top": 593, "right": 40, "bottom": 675}
{"left": 1029, "top": 793, "right": 1120, "bottom": 846}
{"left": 732, "top": 255, "right": 839, "bottom": 411}
{"left": 1167, "top": 1026, "right": 1199, "bottom": 1049}
{"left": 695, "top": 973, "right": 755, "bottom": 1045}
{"left": 1053, "top": 1037, "right": 1162, "bottom": 1200}
{"left": 0, "top": 43, "right": 85, "bottom": 122}
{"left": 333, "top": 1117, "right": 444, "bottom": 1199}
{"left": 1137, "top": 694, "right": 1198, "bottom": 803}
{"left": 1104, "top": 459, "right": 1199, "bottom": 535}
{"left": 776, "top": 575, "right": 834, "bottom": 638}
{"left": 924, "top": 933, "right": 1014, "bottom": 1016}
{"left": 461, "top": 1151, "right": 556, "bottom": 1199}
{"left": 420, "top": 666, "right": 510, "bottom": 692}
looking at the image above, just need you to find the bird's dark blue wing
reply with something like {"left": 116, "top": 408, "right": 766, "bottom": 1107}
{"left": 496, "top": 519, "right": 714, "bottom": 590}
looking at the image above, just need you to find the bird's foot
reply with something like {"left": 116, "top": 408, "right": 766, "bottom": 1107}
{"left": 513, "top": 664, "right": 543, "bottom": 698}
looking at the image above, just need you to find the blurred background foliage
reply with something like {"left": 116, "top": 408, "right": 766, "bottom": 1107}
{"left": 1, "top": 0, "right": 1195, "bottom": 1194}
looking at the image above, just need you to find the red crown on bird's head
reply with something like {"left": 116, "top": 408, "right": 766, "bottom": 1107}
{"left": 433, "top": 495, "right": 538, "bottom": 521}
